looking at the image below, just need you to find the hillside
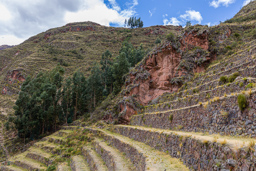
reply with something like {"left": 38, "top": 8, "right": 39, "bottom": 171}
{"left": 0, "top": 22, "right": 181, "bottom": 117}
{"left": 2, "top": 1, "right": 256, "bottom": 170}
{"left": 0, "top": 45, "right": 14, "bottom": 51}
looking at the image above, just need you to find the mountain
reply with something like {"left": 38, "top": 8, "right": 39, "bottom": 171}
{"left": 0, "top": 45, "right": 14, "bottom": 51}
{"left": 0, "top": 21, "right": 181, "bottom": 117}
{"left": 2, "top": 1, "right": 256, "bottom": 170}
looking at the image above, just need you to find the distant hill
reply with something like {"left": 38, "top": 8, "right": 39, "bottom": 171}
{"left": 0, "top": 45, "right": 14, "bottom": 50}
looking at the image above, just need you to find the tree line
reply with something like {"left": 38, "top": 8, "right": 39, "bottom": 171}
{"left": 7, "top": 41, "right": 145, "bottom": 141}
{"left": 125, "top": 17, "right": 143, "bottom": 29}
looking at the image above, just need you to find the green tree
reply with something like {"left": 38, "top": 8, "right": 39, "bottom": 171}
{"left": 113, "top": 52, "right": 130, "bottom": 94}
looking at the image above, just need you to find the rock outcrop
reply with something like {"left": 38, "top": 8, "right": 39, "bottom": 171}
{"left": 117, "top": 26, "right": 231, "bottom": 123}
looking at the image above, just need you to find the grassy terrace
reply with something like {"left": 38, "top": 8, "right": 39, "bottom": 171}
{"left": 138, "top": 88, "right": 255, "bottom": 115}
{"left": 89, "top": 127, "right": 189, "bottom": 171}
{"left": 116, "top": 125, "right": 256, "bottom": 151}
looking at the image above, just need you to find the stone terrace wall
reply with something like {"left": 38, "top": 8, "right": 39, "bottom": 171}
{"left": 132, "top": 90, "right": 256, "bottom": 137}
{"left": 145, "top": 78, "right": 256, "bottom": 113}
{"left": 114, "top": 126, "right": 256, "bottom": 171}
{"left": 89, "top": 129, "right": 146, "bottom": 171}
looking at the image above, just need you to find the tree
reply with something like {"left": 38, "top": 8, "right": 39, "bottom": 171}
{"left": 126, "top": 17, "right": 144, "bottom": 29}
{"left": 87, "top": 64, "right": 104, "bottom": 109}
{"left": 100, "top": 50, "right": 113, "bottom": 95}
{"left": 72, "top": 70, "right": 86, "bottom": 120}
{"left": 113, "top": 52, "right": 130, "bottom": 94}
{"left": 12, "top": 65, "right": 65, "bottom": 141}
{"left": 186, "top": 21, "right": 192, "bottom": 27}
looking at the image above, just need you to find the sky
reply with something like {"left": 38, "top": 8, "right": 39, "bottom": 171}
{"left": 0, "top": 0, "right": 253, "bottom": 46}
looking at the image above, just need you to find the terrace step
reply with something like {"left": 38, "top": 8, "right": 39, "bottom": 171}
{"left": 206, "top": 40, "right": 256, "bottom": 73}
{"left": 82, "top": 145, "right": 108, "bottom": 171}
{"left": 189, "top": 63, "right": 256, "bottom": 89}
{"left": 44, "top": 135, "right": 67, "bottom": 145}
{"left": 113, "top": 125, "right": 256, "bottom": 170}
{"left": 57, "top": 163, "right": 71, "bottom": 171}
{"left": 33, "top": 141, "right": 60, "bottom": 154}
{"left": 1, "top": 165, "right": 26, "bottom": 171}
{"left": 93, "top": 138, "right": 134, "bottom": 171}
{"left": 53, "top": 129, "right": 73, "bottom": 137}
{"left": 132, "top": 88, "right": 256, "bottom": 137}
{"left": 25, "top": 147, "right": 53, "bottom": 166}
{"left": 145, "top": 77, "right": 256, "bottom": 113}
{"left": 88, "top": 127, "right": 189, "bottom": 171}
{"left": 70, "top": 155, "right": 90, "bottom": 171}
{"left": 11, "top": 157, "right": 46, "bottom": 171}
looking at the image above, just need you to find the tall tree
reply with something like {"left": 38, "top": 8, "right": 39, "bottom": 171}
{"left": 113, "top": 52, "right": 130, "bottom": 94}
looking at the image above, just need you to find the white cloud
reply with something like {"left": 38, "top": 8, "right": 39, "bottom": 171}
{"left": 65, "top": 0, "right": 137, "bottom": 27}
{"left": 163, "top": 17, "right": 181, "bottom": 26}
{"left": 210, "top": 0, "right": 235, "bottom": 8}
{"left": 243, "top": 0, "right": 254, "bottom": 6}
{"left": 149, "top": 10, "right": 153, "bottom": 17}
{"left": 207, "top": 22, "right": 211, "bottom": 26}
{"left": 163, "top": 14, "right": 168, "bottom": 17}
{"left": 108, "top": 0, "right": 121, "bottom": 11}
{"left": 0, "top": 0, "right": 138, "bottom": 45}
{"left": 0, "top": 3, "right": 12, "bottom": 21}
{"left": 180, "top": 10, "right": 203, "bottom": 24}
{"left": 0, "top": 35, "right": 24, "bottom": 45}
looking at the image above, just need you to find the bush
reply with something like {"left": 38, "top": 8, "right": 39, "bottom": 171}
{"left": 166, "top": 32, "right": 175, "bottom": 42}
{"left": 228, "top": 72, "right": 239, "bottom": 83}
{"left": 155, "top": 38, "right": 161, "bottom": 44}
{"left": 237, "top": 94, "right": 247, "bottom": 111}
{"left": 47, "top": 165, "right": 56, "bottom": 171}
{"left": 220, "top": 76, "right": 228, "bottom": 84}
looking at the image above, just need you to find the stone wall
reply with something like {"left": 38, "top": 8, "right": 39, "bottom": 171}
{"left": 132, "top": 91, "right": 256, "bottom": 137}
{"left": 89, "top": 129, "right": 146, "bottom": 171}
{"left": 114, "top": 126, "right": 256, "bottom": 171}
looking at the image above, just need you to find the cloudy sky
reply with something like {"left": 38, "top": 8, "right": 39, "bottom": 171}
{"left": 0, "top": 0, "right": 253, "bottom": 45}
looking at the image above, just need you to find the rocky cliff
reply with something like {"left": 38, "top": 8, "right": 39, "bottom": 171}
{"left": 112, "top": 25, "right": 235, "bottom": 123}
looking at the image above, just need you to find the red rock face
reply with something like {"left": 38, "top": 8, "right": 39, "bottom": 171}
{"left": 181, "top": 30, "right": 209, "bottom": 51}
{"left": 124, "top": 30, "right": 210, "bottom": 106}
{"left": 1, "top": 87, "right": 7, "bottom": 95}
{"left": 127, "top": 44, "right": 184, "bottom": 105}
{"left": 7, "top": 70, "right": 25, "bottom": 84}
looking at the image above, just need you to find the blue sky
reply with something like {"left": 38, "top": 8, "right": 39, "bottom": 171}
{"left": 108, "top": 0, "right": 249, "bottom": 27}
{"left": 0, "top": 0, "right": 253, "bottom": 45}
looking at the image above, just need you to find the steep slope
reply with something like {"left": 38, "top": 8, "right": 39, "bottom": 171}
{"left": 0, "top": 22, "right": 181, "bottom": 117}
{"left": 94, "top": 22, "right": 256, "bottom": 124}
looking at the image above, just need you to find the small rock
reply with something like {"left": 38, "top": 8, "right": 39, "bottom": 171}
{"left": 226, "top": 159, "right": 236, "bottom": 167}
{"left": 245, "top": 120, "right": 253, "bottom": 125}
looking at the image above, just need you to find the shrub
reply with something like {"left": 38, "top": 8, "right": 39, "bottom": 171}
{"left": 47, "top": 165, "right": 56, "bottom": 171}
{"left": 239, "top": 82, "right": 244, "bottom": 87}
{"left": 246, "top": 83, "right": 254, "bottom": 89}
{"left": 237, "top": 94, "right": 247, "bottom": 111}
{"left": 169, "top": 114, "right": 173, "bottom": 122}
{"left": 219, "top": 76, "right": 228, "bottom": 84}
{"left": 155, "top": 38, "right": 161, "bottom": 44}
{"left": 234, "top": 33, "right": 240, "bottom": 39}
{"left": 228, "top": 72, "right": 239, "bottom": 83}
{"left": 166, "top": 32, "right": 175, "bottom": 42}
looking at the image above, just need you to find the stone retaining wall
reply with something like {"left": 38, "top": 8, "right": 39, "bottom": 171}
{"left": 114, "top": 126, "right": 256, "bottom": 171}
{"left": 146, "top": 78, "right": 256, "bottom": 113}
{"left": 89, "top": 129, "right": 146, "bottom": 171}
{"left": 132, "top": 92, "right": 256, "bottom": 137}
